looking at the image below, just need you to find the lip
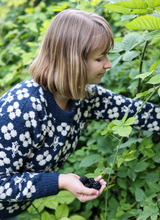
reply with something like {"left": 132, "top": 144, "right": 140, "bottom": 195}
{"left": 98, "top": 73, "right": 105, "bottom": 77}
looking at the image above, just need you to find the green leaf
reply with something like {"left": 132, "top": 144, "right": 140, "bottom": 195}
{"left": 125, "top": 16, "right": 160, "bottom": 30}
{"left": 146, "top": 0, "right": 160, "bottom": 8}
{"left": 151, "top": 32, "right": 160, "bottom": 44}
{"left": 28, "top": 199, "right": 45, "bottom": 214}
{"left": 79, "top": 154, "right": 101, "bottom": 167}
{"left": 41, "top": 210, "right": 56, "bottom": 220}
{"left": 120, "top": 0, "right": 148, "bottom": 9}
{"left": 124, "top": 117, "right": 136, "bottom": 125}
{"left": 123, "top": 50, "right": 140, "bottom": 63}
{"left": 158, "top": 87, "right": 160, "bottom": 96}
{"left": 147, "top": 74, "right": 160, "bottom": 84}
{"left": 133, "top": 161, "right": 149, "bottom": 172}
{"left": 127, "top": 169, "right": 137, "bottom": 181}
{"left": 18, "top": 211, "right": 39, "bottom": 220}
{"left": 60, "top": 218, "right": 70, "bottom": 220}
{"left": 135, "top": 188, "right": 145, "bottom": 202}
{"left": 121, "top": 34, "right": 137, "bottom": 51}
{"left": 151, "top": 213, "right": 159, "bottom": 220}
{"left": 110, "top": 42, "right": 124, "bottom": 53}
{"left": 146, "top": 173, "right": 159, "bottom": 183}
{"left": 70, "top": 215, "right": 86, "bottom": 220}
{"left": 112, "top": 125, "right": 132, "bottom": 137}
{"left": 137, "top": 206, "right": 152, "bottom": 219}
{"left": 149, "top": 12, "right": 160, "bottom": 18}
{"left": 117, "top": 178, "right": 127, "bottom": 189}
{"left": 131, "top": 9, "right": 149, "bottom": 15}
{"left": 134, "top": 71, "right": 153, "bottom": 80}
{"left": 104, "top": 3, "right": 130, "bottom": 14}
{"left": 44, "top": 196, "right": 58, "bottom": 210}
{"left": 112, "top": 120, "right": 123, "bottom": 126}
{"left": 121, "top": 14, "right": 137, "bottom": 21}
{"left": 23, "top": 22, "right": 38, "bottom": 32}
{"left": 55, "top": 190, "right": 75, "bottom": 204}
{"left": 122, "top": 113, "right": 128, "bottom": 123}
{"left": 147, "top": 182, "right": 160, "bottom": 192}
{"left": 55, "top": 204, "right": 69, "bottom": 219}
{"left": 149, "top": 60, "right": 160, "bottom": 72}
{"left": 119, "top": 137, "right": 142, "bottom": 149}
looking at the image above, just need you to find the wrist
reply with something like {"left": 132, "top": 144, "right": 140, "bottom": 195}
{"left": 59, "top": 174, "right": 67, "bottom": 190}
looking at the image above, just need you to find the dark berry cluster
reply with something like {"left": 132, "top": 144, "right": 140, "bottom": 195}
{"left": 79, "top": 176, "right": 101, "bottom": 190}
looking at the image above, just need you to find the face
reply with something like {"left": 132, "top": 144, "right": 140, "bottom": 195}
{"left": 86, "top": 47, "right": 112, "bottom": 84}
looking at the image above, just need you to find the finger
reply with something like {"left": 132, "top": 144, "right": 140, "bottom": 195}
{"left": 79, "top": 192, "right": 99, "bottom": 202}
{"left": 95, "top": 175, "right": 102, "bottom": 181}
{"left": 79, "top": 186, "right": 98, "bottom": 196}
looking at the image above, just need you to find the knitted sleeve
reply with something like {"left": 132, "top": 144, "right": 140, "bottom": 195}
{"left": 86, "top": 85, "right": 160, "bottom": 134}
{"left": 0, "top": 81, "right": 60, "bottom": 202}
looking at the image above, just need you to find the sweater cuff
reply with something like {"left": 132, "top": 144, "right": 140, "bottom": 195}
{"left": 35, "top": 172, "right": 60, "bottom": 198}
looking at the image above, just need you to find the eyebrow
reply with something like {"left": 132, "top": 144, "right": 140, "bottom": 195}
{"left": 98, "top": 51, "right": 108, "bottom": 57}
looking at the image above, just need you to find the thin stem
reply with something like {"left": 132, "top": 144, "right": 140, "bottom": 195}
{"left": 31, "top": 202, "right": 42, "bottom": 220}
{"left": 134, "top": 86, "right": 160, "bottom": 118}
{"left": 104, "top": 137, "right": 123, "bottom": 219}
{"left": 138, "top": 40, "right": 149, "bottom": 93}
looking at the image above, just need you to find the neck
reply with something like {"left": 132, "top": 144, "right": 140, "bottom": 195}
{"left": 53, "top": 92, "right": 70, "bottom": 112}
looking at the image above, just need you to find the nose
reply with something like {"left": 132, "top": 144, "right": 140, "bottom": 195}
{"left": 104, "top": 56, "right": 112, "bottom": 69}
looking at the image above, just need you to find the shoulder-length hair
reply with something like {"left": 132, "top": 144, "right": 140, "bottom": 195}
{"left": 29, "top": 9, "right": 114, "bottom": 99}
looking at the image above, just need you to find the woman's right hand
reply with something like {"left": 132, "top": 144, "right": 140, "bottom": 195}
{"left": 59, "top": 173, "right": 106, "bottom": 202}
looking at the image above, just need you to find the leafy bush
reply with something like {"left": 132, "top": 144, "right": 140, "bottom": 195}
{"left": 1, "top": 0, "right": 160, "bottom": 219}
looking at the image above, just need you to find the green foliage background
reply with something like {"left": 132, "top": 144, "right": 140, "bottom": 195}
{"left": 1, "top": 0, "right": 160, "bottom": 219}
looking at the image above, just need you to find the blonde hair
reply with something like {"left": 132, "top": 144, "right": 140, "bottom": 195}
{"left": 29, "top": 9, "right": 114, "bottom": 99}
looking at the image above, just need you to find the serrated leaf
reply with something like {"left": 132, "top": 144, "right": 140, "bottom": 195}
{"left": 117, "top": 178, "right": 127, "bottom": 189}
{"left": 70, "top": 215, "right": 86, "bottom": 220}
{"left": 121, "top": 14, "right": 137, "bottom": 21}
{"left": 111, "top": 55, "right": 122, "bottom": 69}
{"left": 146, "top": 0, "right": 160, "bottom": 8}
{"left": 55, "top": 204, "right": 69, "bottom": 219}
{"left": 121, "top": 34, "right": 137, "bottom": 51}
{"left": 112, "top": 125, "right": 132, "bottom": 137}
{"left": 135, "top": 188, "right": 145, "bottom": 202}
{"left": 112, "top": 120, "right": 123, "bottom": 126}
{"left": 123, "top": 50, "right": 140, "bottom": 63}
{"left": 124, "top": 117, "right": 136, "bottom": 125}
{"left": 104, "top": 3, "right": 130, "bottom": 14}
{"left": 55, "top": 190, "right": 75, "bottom": 204}
{"left": 147, "top": 182, "right": 160, "bottom": 192}
{"left": 41, "top": 210, "right": 56, "bottom": 220}
{"left": 150, "top": 12, "right": 160, "bottom": 18}
{"left": 133, "top": 161, "right": 149, "bottom": 172}
{"left": 119, "top": 137, "right": 142, "bottom": 149}
{"left": 149, "top": 60, "right": 160, "bottom": 72}
{"left": 131, "top": 9, "right": 149, "bottom": 14}
{"left": 110, "top": 42, "right": 124, "bottom": 53}
{"left": 79, "top": 154, "right": 101, "bottom": 167}
{"left": 122, "top": 113, "right": 128, "bottom": 123}
{"left": 120, "top": 0, "right": 148, "bottom": 9}
{"left": 147, "top": 74, "right": 160, "bottom": 84}
{"left": 134, "top": 71, "right": 154, "bottom": 80}
{"left": 151, "top": 32, "right": 160, "bottom": 44}
{"left": 125, "top": 16, "right": 160, "bottom": 30}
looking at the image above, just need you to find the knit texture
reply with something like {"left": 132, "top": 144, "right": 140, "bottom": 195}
{"left": 0, "top": 79, "right": 160, "bottom": 218}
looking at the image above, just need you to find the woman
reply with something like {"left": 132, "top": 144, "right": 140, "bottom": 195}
{"left": 0, "top": 9, "right": 159, "bottom": 219}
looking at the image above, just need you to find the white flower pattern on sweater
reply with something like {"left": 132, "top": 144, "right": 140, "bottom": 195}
{"left": 0, "top": 79, "right": 160, "bottom": 218}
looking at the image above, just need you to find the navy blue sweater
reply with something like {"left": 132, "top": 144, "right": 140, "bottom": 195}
{"left": 0, "top": 79, "right": 159, "bottom": 218}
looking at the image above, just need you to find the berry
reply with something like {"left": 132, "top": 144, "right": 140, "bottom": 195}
{"left": 79, "top": 176, "right": 88, "bottom": 185}
{"left": 79, "top": 176, "right": 101, "bottom": 190}
{"left": 93, "top": 181, "right": 101, "bottom": 190}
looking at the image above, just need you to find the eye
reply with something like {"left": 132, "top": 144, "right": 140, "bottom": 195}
{"left": 96, "top": 57, "right": 104, "bottom": 62}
